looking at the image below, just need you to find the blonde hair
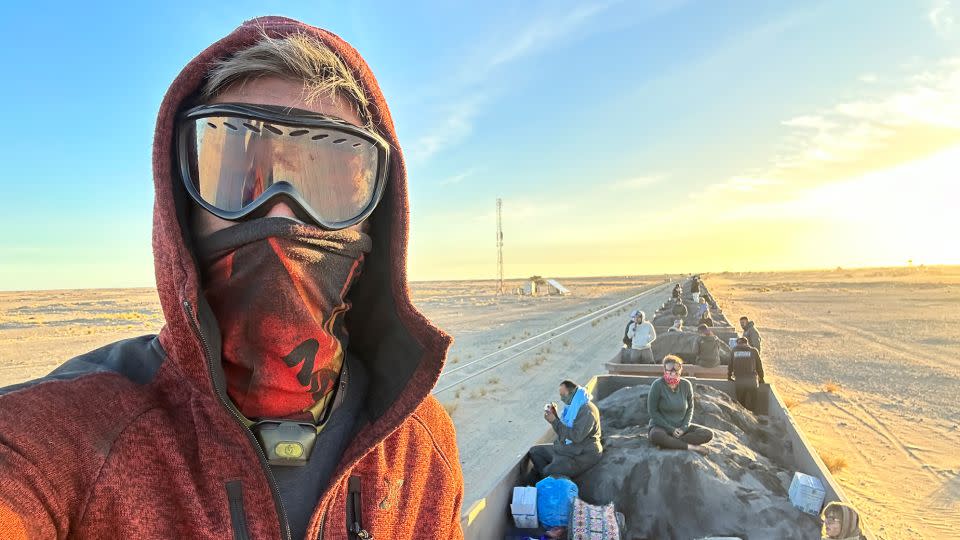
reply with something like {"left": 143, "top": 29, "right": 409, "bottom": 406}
{"left": 201, "top": 31, "right": 371, "bottom": 126}
{"left": 662, "top": 354, "right": 684, "bottom": 367}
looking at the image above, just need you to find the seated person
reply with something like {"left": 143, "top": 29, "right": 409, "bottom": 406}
{"left": 695, "top": 324, "right": 723, "bottom": 367}
{"left": 695, "top": 296, "right": 709, "bottom": 320}
{"left": 528, "top": 380, "right": 603, "bottom": 480}
{"left": 698, "top": 312, "right": 714, "bottom": 327}
{"left": 671, "top": 299, "right": 688, "bottom": 320}
{"left": 667, "top": 318, "right": 684, "bottom": 333}
{"left": 647, "top": 356, "right": 713, "bottom": 455}
{"left": 728, "top": 337, "right": 766, "bottom": 412}
{"left": 821, "top": 502, "right": 864, "bottom": 539}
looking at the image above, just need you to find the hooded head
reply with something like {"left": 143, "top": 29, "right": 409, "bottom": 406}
{"left": 821, "top": 501, "right": 862, "bottom": 539}
{"left": 153, "top": 17, "right": 450, "bottom": 437}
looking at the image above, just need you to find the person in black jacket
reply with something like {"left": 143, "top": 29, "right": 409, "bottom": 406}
{"left": 728, "top": 337, "right": 765, "bottom": 412}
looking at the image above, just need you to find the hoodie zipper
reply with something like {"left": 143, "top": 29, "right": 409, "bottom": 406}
{"left": 347, "top": 476, "right": 372, "bottom": 539}
{"left": 183, "top": 300, "right": 292, "bottom": 540}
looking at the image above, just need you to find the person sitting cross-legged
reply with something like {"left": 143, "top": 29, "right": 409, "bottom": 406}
{"left": 647, "top": 356, "right": 713, "bottom": 455}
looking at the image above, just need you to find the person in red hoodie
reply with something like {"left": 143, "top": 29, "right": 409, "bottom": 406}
{"left": 0, "top": 17, "right": 463, "bottom": 539}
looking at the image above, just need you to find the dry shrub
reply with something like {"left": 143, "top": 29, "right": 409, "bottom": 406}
{"left": 450, "top": 356, "right": 459, "bottom": 364}
{"left": 487, "top": 377, "right": 501, "bottom": 385}
{"left": 824, "top": 381, "right": 840, "bottom": 393}
{"left": 591, "top": 319, "right": 599, "bottom": 327}
{"left": 442, "top": 401, "right": 458, "bottom": 417}
{"left": 819, "top": 451, "right": 848, "bottom": 473}
{"left": 562, "top": 339, "right": 570, "bottom": 348}
{"left": 521, "top": 361, "right": 533, "bottom": 372}
{"left": 783, "top": 397, "right": 800, "bottom": 409}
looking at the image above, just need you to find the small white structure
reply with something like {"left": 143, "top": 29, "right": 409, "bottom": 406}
{"left": 545, "top": 279, "right": 570, "bottom": 295}
{"left": 521, "top": 276, "right": 570, "bottom": 296}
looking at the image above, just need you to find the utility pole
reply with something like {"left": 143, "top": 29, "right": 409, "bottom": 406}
{"left": 496, "top": 198, "right": 504, "bottom": 295}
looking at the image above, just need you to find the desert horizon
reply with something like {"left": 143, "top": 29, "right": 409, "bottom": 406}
{"left": 2, "top": 262, "right": 954, "bottom": 293}
{"left": 2, "top": 266, "right": 958, "bottom": 538}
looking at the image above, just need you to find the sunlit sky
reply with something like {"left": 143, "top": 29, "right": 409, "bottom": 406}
{"left": 2, "top": 1, "right": 959, "bottom": 290}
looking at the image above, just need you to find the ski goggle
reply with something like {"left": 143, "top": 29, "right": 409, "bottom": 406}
{"left": 176, "top": 103, "right": 390, "bottom": 230}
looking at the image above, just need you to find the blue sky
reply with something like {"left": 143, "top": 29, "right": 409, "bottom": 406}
{"left": 2, "top": 1, "right": 959, "bottom": 290}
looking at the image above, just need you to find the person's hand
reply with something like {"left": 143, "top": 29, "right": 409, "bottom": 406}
{"left": 544, "top": 403, "right": 558, "bottom": 423}
{"left": 673, "top": 428, "right": 684, "bottom": 438}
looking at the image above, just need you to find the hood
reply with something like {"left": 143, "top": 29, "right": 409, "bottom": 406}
{"left": 152, "top": 17, "right": 451, "bottom": 445}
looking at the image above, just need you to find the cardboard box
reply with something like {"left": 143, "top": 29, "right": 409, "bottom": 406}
{"left": 788, "top": 472, "right": 825, "bottom": 515}
{"left": 510, "top": 486, "right": 538, "bottom": 529}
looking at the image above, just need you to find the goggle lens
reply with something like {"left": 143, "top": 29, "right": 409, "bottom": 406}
{"left": 179, "top": 105, "right": 388, "bottom": 229}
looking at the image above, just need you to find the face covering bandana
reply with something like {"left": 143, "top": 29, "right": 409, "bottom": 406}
{"left": 194, "top": 216, "right": 372, "bottom": 420}
{"left": 663, "top": 372, "right": 681, "bottom": 385}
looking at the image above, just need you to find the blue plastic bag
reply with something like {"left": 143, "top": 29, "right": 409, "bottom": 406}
{"left": 535, "top": 476, "right": 578, "bottom": 528}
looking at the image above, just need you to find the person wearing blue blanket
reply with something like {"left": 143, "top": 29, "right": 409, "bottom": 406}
{"left": 528, "top": 380, "right": 603, "bottom": 481}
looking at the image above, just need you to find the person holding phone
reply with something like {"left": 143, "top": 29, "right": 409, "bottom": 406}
{"left": 527, "top": 380, "right": 603, "bottom": 481}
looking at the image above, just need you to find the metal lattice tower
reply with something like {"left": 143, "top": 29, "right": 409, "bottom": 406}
{"left": 496, "top": 198, "right": 504, "bottom": 295}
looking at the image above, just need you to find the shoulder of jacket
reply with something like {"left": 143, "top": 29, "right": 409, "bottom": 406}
{"left": 0, "top": 336, "right": 168, "bottom": 457}
{"left": 404, "top": 395, "right": 461, "bottom": 474}
{"left": 1, "top": 335, "right": 167, "bottom": 399}
{"left": 0, "top": 339, "right": 168, "bottom": 514}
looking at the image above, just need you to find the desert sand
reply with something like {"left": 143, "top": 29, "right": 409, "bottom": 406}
{"left": 2, "top": 267, "right": 957, "bottom": 539}
{"left": 707, "top": 266, "right": 960, "bottom": 540}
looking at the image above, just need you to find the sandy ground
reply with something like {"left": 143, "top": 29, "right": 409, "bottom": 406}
{"left": 4, "top": 268, "right": 955, "bottom": 539}
{"left": 707, "top": 266, "right": 960, "bottom": 540}
{"left": 0, "top": 288, "right": 164, "bottom": 384}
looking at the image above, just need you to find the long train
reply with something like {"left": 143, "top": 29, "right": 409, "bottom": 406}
{"left": 458, "top": 277, "right": 873, "bottom": 539}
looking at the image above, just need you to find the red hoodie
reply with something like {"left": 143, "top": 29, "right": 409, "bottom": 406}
{"left": 0, "top": 16, "right": 463, "bottom": 539}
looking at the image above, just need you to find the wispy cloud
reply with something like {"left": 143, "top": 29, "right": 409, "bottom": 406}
{"left": 693, "top": 56, "right": 960, "bottom": 221}
{"left": 484, "top": 2, "right": 614, "bottom": 73}
{"left": 929, "top": 0, "right": 957, "bottom": 36}
{"left": 767, "top": 56, "right": 960, "bottom": 178}
{"left": 438, "top": 168, "right": 478, "bottom": 187}
{"left": 607, "top": 175, "right": 665, "bottom": 190}
{"left": 469, "top": 199, "right": 572, "bottom": 223}
{"left": 411, "top": 3, "right": 622, "bottom": 164}
{"left": 408, "top": 95, "right": 486, "bottom": 164}
{"left": 694, "top": 176, "right": 779, "bottom": 199}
